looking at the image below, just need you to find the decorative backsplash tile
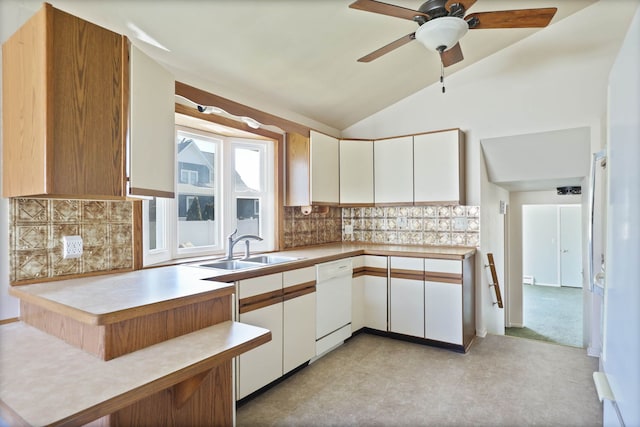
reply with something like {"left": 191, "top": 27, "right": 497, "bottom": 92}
{"left": 282, "top": 206, "right": 342, "bottom": 249}
{"left": 9, "top": 199, "right": 134, "bottom": 283}
{"left": 342, "top": 205, "right": 480, "bottom": 247}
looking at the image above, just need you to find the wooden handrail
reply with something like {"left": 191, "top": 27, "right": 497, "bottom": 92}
{"left": 486, "top": 253, "right": 504, "bottom": 308}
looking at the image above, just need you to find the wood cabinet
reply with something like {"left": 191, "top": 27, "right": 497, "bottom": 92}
{"left": 2, "top": 3, "right": 127, "bottom": 198}
{"left": 389, "top": 257, "right": 425, "bottom": 337}
{"left": 2, "top": 3, "right": 176, "bottom": 199}
{"left": 414, "top": 129, "right": 465, "bottom": 205}
{"left": 285, "top": 130, "right": 339, "bottom": 206}
{"left": 374, "top": 136, "right": 414, "bottom": 205}
{"left": 236, "top": 267, "right": 316, "bottom": 398}
{"left": 340, "top": 139, "right": 374, "bottom": 205}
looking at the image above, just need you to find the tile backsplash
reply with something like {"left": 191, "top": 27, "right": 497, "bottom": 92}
{"left": 282, "top": 206, "right": 343, "bottom": 248}
{"left": 9, "top": 198, "right": 134, "bottom": 283}
{"left": 342, "top": 205, "right": 479, "bottom": 246}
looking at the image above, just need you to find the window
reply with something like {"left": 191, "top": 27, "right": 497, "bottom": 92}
{"left": 143, "top": 124, "right": 275, "bottom": 265}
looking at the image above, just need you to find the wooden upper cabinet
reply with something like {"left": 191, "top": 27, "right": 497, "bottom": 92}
{"left": 413, "top": 129, "right": 465, "bottom": 205}
{"left": 2, "top": 4, "right": 176, "bottom": 200}
{"left": 340, "top": 139, "right": 373, "bottom": 206}
{"left": 2, "top": 3, "right": 127, "bottom": 199}
{"left": 128, "top": 45, "right": 175, "bottom": 198}
{"left": 374, "top": 136, "right": 414, "bottom": 205}
{"left": 285, "top": 130, "right": 339, "bottom": 206}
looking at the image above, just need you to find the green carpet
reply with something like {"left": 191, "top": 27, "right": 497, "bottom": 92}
{"left": 505, "top": 284, "right": 583, "bottom": 348}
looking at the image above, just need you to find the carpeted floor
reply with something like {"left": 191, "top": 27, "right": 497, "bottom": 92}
{"left": 505, "top": 284, "right": 583, "bottom": 348}
{"left": 237, "top": 333, "right": 601, "bottom": 426}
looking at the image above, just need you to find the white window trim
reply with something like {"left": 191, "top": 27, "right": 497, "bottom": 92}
{"left": 142, "top": 127, "right": 276, "bottom": 266}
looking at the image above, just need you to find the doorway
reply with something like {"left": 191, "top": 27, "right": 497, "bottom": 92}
{"left": 506, "top": 204, "right": 583, "bottom": 347}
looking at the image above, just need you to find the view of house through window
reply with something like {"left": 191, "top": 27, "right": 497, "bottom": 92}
{"left": 143, "top": 123, "right": 275, "bottom": 265}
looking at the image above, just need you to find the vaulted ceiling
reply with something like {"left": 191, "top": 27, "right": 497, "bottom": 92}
{"left": 14, "top": 0, "right": 597, "bottom": 130}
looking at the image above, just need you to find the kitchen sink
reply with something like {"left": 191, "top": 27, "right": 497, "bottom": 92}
{"left": 243, "top": 255, "right": 300, "bottom": 265}
{"left": 197, "top": 260, "right": 262, "bottom": 270}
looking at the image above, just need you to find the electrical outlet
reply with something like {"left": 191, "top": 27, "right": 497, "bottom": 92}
{"left": 62, "top": 235, "right": 83, "bottom": 259}
{"left": 344, "top": 224, "right": 354, "bottom": 234}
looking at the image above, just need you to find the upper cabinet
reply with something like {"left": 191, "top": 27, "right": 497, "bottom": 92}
{"left": 128, "top": 45, "right": 175, "bottom": 198}
{"left": 2, "top": 4, "right": 175, "bottom": 199}
{"left": 414, "top": 129, "right": 465, "bottom": 205}
{"left": 374, "top": 136, "right": 413, "bottom": 205}
{"left": 339, "top": 139, "right": 373, "bottom": 206}
{"left": 286, "top": 130, "right": 339, "bottom": 206}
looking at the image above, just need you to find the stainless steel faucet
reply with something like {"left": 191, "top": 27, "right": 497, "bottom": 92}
{"left": 224, "top": 229, "right": 263, "bottom": 260}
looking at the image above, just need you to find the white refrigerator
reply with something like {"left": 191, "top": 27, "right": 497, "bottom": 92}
{"left": 597, "top": 4, "right": 640, "bottom": 426}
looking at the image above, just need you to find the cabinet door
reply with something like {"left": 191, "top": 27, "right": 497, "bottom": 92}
{"left": 310, "top": 131, "right": 339, "bottom": 204}
{"left": 352, "top": 275, "right": 365, "bottom": 333}
{"left": 363, "top": 275, "right": 388, "bottom": 331}
{"left": 340, "top": 140, "right": 374, "bottom": 205}
{"left": 2, "top": 4, "right": 126, "bottom": 198}
{"left": 389, "top": 257, "right": 424, "bottom": 337}
{"left": 414, "top": 130, "right": 465, "bottom": 204}
{"left": 390, "top": 278, "right": 425, "bottom": 337}
{"left": 237, "top": 302, "right": 283, "bottom": 399}
{"left": 374, "top": 136, "right": 413, "bottom": 204}
{"left": 283, "top": 267, "right": 316, "bottom": 373}
{"left": 283, "top": 292, "right": 316, "bottom": 373}
{"left": 425, "top": 281, "right": 462, "bottom": 345}
{"left": 128, "top": 44, "right": 175, "bottom": 198}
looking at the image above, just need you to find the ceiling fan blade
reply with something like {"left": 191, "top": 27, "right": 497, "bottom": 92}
{"left": 466, "top": 8, "right": 557, "bottom": 29}
{"left": 357, "top": 33, "right": 415, "bottom": 63}
{"left": 440, "top": 42, "right": 464, "bottom": 67}
{"left": 445, "top": 0, "right": 477, "bottom": 12}
{"left": 349, "top": 0, "right": 427, "bottom": 21}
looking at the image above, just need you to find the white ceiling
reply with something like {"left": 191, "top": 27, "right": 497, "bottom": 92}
{"left": 14, "top": 0, "right": 596, "bottom": 131}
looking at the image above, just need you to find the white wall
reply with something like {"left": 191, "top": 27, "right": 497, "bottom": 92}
{"left": 341, "top": 1, "right": 637, "bottom": 336}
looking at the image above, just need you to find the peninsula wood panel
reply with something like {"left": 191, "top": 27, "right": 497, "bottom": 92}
{"left": 2, "top": 3, "right": 127, "bottom": 198}
{"left": 98, "top": 362, "right": 233, "bottom": 427}
{"left": 20, "top": 296, "right": 232, "bottom": 360}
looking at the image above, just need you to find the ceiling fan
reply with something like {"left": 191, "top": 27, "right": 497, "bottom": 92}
{"left": 350, "top": 0, "right": 558, "bottom": 67}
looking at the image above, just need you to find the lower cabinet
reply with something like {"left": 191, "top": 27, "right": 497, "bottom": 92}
{"left": 424, "top": 280, "right": 462, "bottom": 345}
{"left": 352, "top": 255, "right": 388, "bottom": 332}
{"left": 283, "top": 268, "right": 316, "bottom": 374}
{"left": 236, "top": 267, "right": 316, "bottom": 400}
{"left": 389, "top": 257, "right": 424, "bottom": 337}
{"left": 237, "top": 301, "right": 283, "bottom": 399}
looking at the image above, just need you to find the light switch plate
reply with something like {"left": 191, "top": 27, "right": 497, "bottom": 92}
{"left": 453, "top": 217, "right": 468, "bottom": 231}
{"left": 344, "top": 224, "right": 353, "bottom": 234}
{"left": 62, "top": 235, "right": 83, "bottom": 259}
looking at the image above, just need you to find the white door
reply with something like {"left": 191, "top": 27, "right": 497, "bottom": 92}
{"left": 559, "top": 205, "right": 582, "bottom": 288}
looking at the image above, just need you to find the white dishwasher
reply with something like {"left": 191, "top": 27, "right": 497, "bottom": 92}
{"left": 315, "top": 258, "right": 353, "bottom": 357}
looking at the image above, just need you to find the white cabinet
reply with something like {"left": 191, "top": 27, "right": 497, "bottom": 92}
{"left": 389, "top": 257, "right": 424, "bottom": 337}
{"left": 425, "top": 280, "right": 462, "bottom": 345}
{"left": 361, "top": 256, "right": 388, "bottom": 331}
{"left": 310, "top": 130, "right": 339, "bottom": 204}
{"left": 283, "top": 267, "right": 316, "bottom": 374}
{"left": 237, "top": 268, "right": 317, "bottom": 399}
{"left": 374, "top": 136, "right": 413, "bottom": 204}
{"left": 236, "top": 273, "right": 283, "bottom": 399}
{"left": 351, "top": 257, "right": 365, "bottom": 332}
{"left": 413, "top": 129, "right": 465, "bottom": 205}
{"left": 340, "top": 140, "right": 374, "bottom": 205}
{"left": 237, "top": 302, "right": 283, "bottom": 399}
{"left": 128, "top": 44, "right": 175, "bottom": 198}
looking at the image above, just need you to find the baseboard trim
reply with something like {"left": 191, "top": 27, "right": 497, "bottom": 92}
{"left": 587, "top": 345, "right": 601, "bottom": 358}
{"left": 508, "top": 323, "right": 524, "bottom": 328}
{"left": 476, "top": 328, "right": 487, "bottom": 338}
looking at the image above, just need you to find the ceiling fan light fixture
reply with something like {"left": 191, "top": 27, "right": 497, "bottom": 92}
{"left": 414, "top": 16, "right": 468, "bottom": 52}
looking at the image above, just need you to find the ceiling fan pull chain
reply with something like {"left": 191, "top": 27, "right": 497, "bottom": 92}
{"left": 440, "top": 61, "right": 446, "bottom": 93}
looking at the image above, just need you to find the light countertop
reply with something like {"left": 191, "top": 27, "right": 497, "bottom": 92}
{"left": 0, "top": 320, "right": 270, "bottom": 427}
